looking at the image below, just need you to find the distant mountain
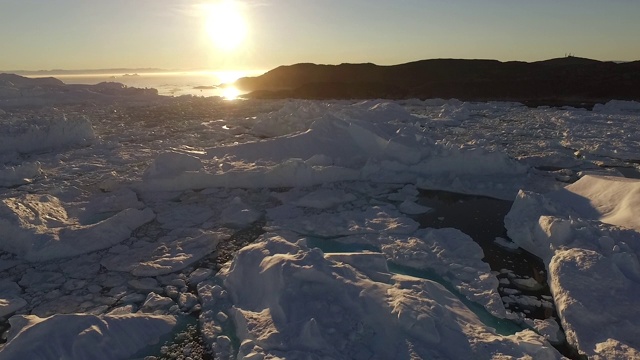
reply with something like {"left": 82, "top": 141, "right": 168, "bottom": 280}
{"left": 234, "top": 57, "right": 640, "bottom": 107}
{"left": 532, "top": 56, "right": 604, "bottom": 66}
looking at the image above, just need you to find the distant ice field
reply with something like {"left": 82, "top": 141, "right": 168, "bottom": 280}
{"left": 25, "top": 70, "right": 265, "bottom": 97}
{"left": 1, "top": 88, "right": 640, "bottom": 359}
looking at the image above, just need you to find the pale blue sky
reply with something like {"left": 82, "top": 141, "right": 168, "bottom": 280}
{"left": 1, "top": 0, "right": 639, "bottom": 71}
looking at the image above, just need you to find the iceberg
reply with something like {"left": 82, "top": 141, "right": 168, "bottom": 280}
{"left": 505, "top": 175, "right": 640, "bottom": 358}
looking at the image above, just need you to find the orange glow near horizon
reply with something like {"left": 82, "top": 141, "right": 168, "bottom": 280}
{"left": 203, "top": 1, "right": 248, "bottom": 52}
{"left": 221, "top": 86, "right": 241, "bottom": 100}
{"left": 214, "top": 70, "right": 247, "bottom": 84}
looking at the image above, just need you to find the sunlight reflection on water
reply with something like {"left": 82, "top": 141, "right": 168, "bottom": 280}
{"left": 29, "top": 70, "right": 263, "bottom": 98}
{"left": 221, "top": 86, "right": 241, "bottom": 100}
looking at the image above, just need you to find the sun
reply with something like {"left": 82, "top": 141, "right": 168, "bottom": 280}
{"left": 203, "top": 1, "right": 247, "bottom": 51}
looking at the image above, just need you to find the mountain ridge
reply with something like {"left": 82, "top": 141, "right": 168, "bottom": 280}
{"left": 234, "top": 57, "right": 640, "bottom": 107}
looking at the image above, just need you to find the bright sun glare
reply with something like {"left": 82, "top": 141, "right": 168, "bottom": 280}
{"left": 221, "top": 86, "right": 241, "bottom": 100}
{"left": 204, "top": 1, "right": 247, "bottom": 51}
{"left": 214, "top": 71, "right": 245, "bottom": 100}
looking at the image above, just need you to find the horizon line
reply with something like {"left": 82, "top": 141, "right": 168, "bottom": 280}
{"left": 0, "top": 68, "right": 267, "bottom": 76}
{"left": 2, "top": 55, "right": 637, "bottom": 75}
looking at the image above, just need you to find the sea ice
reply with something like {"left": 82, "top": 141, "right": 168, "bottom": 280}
{"left": 0, "top": 162, "right": 41, "bottom": 188}
{"left": 505, "top": 174, "right": 640, "bottom": 358}
{"left": 101, "top": 231, "right": 227, "bottom": 276}
{"left": 188, "top": 268, "right": 213, "bottom": 285}
{"left": 381, "top": 228, "right": 507, "bottom": 318}
{"left": 3, "top": 90, "right": 640, "bottom": 359}
{"left": 592, "top": 100, "right": 640, "bottom": 114}
{"left": 0, "top": 193, "right": 155, "bottom": 261}
{"left": 511, "top": 277, "right": 544, "bottom": 291}
{"left": 0, "top": 297, "right": 27, "bottom": 318}
{"left": 554, "top": 175, "right": 640, "bottom": 231}
{"left": 291, "top": 188, "right": 357, "bottom": 209}
{"left": 220, "top": 196, "right": 262, "bottom": 228}
{"left": 397, "top": 199, "right": 432, "bottom": 214}
{"left": 0, "top": 114, "right": 95, "bottom": 155}
{"left": 142, "top": 151, "right": 204, "bottom": 180}
{"left": 0, "top": 314, "right": 176, "bottom": 360}
{"left": 0, "top": 73, "right": 160, "bottom": 108}
{"left": 494, "top": 236, "right": 520, "bottom": 251}
{"left": 209, "top": 232, "right": 562, "bottom": 359}
{"left": 269, "top": 204, "right": 419, "bottom": 237}
{"left": 142, "top": 100, "right": 531, "bottom": 199}
{"left": 524, "top": 318, "right": 565, "bottom": 345}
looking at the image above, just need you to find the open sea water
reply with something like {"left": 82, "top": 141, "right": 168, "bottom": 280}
{"left": 30, "top": 70, "right": 265, "bottom": 98}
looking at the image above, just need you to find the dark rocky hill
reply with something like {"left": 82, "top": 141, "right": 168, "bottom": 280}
{"left": 234, "top": 57, "right": 640, "bottom": 107}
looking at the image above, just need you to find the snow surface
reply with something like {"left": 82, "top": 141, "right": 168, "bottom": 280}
{"left": 381, "top": 228, "right": 508, "bottom": 318}
{"left": 2, "top": 91, "right": 640, "bottom": 359}
{"left": 0, "top": 162, "right": 41, "bottom": 188}
{"left": 212, "top": 232, "right": 561, "bottom": 360}
{"left": 101, "top": 231, "right": 227, "bottom": 276}
{"left": 0, "top": 74, "right": 161, "bottom": 108}
{"left": 556, "top": 175, "right": 640, "bottom": 231}
{"left": 0, "top": 193, "right": 155, "bottom": 262}
{"left": 0, "top": 314, "right": 176, "bottom": 360}
{"left": 505, "top": 175, "right": 640, "bottom": 359}
{"left": 0, "top": 114, "right": 95, "bottom": 156}
{"left": 143, "top": 101, "right": 531, "bottom": 200}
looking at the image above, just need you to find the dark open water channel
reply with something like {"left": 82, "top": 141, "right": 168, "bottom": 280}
{"left": 413, "top": 189, "right": 584, "bottom": 359}
{"left": 414, "top": 190, "right": 545, "bottom": 285}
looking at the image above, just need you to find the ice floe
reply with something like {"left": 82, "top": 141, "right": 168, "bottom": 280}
{"left": 381, "top": 228, "right": 508, "bottom": 318}
{"left": 142, "top": 101, "right": 531, "bottom": 200}
{"left": 2, "top": 94, "right": 640, "bottom": 359}
{"left": 0, "top": 314, "right": 176, "bottom": 360}
{"left": 101, "top": 231, "right": 227, "bottom": 276}
{"left": 505, "top": 174, "right": 640, "bottom": 358}
{"left": 0, "top": 162, "right": 41, "bottom": 188}
{"left": 0, "top": 114, "right": 95, "bottom": 155}
{"left": 0, "top": 193, "right": 154, "bottom": 261}
{"left": 209, "top": 232, "right": 562, "bottom": 359}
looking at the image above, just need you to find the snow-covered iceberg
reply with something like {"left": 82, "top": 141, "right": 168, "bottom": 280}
{"left": 0, "top": 114, "right": 95, "bottom": 155}
{"left": 142, "top": 101, "right": 530, "bottom": 200}
{"left": 206, "top": 232, "right": 562, "bottom": 359}
{"left": 0, "top": 73, "right": 160, "bottom": 108}
{"left": 0, "top": 162, "right": 41, "bottom": 188}
{"left": 2, "top": 94, "right": 640, "bottom": 359}
{"left": 0, "top": 193, "right": 154, "bottom": 261}
{"left": 0, "top": 314, "right": 177, "bottom": 360}
{"left": 505, "top": 175, "right": 640, "bottom": 358}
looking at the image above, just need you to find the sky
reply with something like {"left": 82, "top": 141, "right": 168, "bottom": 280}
{"left": 1, "top": 0, "right": 640, "bottom": 71}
